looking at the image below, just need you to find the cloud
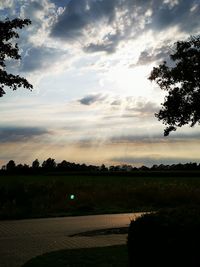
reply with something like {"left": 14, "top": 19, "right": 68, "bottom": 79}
{"left": 51, "top": 0, "right": 117, "bottom": 40}
{"left": 111, "top": 99, "right": 122, "bottom": 106}
{"left": 124, "top": 99, "right": 159, "bottom": 116}
{"left": 111, "top": 155, "right": 200, "bottom": 166}
{"left": 78, "top": 93, "right": 108, "bottom": 105}
{"left": 135, "top": 45, "right": 172, "bottom": 66}
{"left": 20, "top": 46, "right": 67, "bottom": 72}
{"left": 20, "top": 0, "right": 57, "bottom": 36}
{"left": 0, "top": 0, "right": 67, "bottom": 76}
{"left": 0, "top": 0, "right": 14, "bottom": 10}
{"left": 83, "top": 40, "right": 117, "bottom": 54}
{"left": 0, "top": 0, "right": 57, "bottom": 43}
{"left": 109, "top": 131, "right": 200, "bottom": 144}
{"left": 0, "top": 126, "right": 50, "bottom": 143}
{"left": 78, "top": 93, "right": 160, "bottom": 120}
{"left": 50, "top": 0, "right": 151, "bottom": 53}
{"left": 2, "top": 0, "right": 199, "bottom": 77}
{"left": 50, "top": 0, "right": 200, "bottom": 54}
{"left": 150, "top": 0, "right": 200, "bottom": 33}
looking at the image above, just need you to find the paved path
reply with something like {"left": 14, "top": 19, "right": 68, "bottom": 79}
{"left": 0, "top": 213, "right": 142, "bottom": 267}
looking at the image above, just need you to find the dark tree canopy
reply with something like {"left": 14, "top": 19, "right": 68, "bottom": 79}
{"left": 6, "top": 160, "right": 16, "bottom": 171}
{"left": 0, "top": 18, "right": 33, "bottom": 97}
{"left": 149, "top": 36, "right": 200, "bottom": 136}
{"left": 32, "top": 159, "right": 40, "bottom": 169}
{"left": 42, "top": 158, "right": 56, "bottom": 170}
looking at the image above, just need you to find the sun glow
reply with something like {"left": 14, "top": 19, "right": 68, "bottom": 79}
{"left": 106, "top": 65, "right": 155, "bottom": 99}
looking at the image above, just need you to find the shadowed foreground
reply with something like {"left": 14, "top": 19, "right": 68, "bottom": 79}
{"left": 22, "top": 245, "right": 128, "bottom": 267}
{"left": 0, "top": 213, "right": 140, "bottom": 267}
{"left": 128, "top": 207, "right": 200, "bottom": 267}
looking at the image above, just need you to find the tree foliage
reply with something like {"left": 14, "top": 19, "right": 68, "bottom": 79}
{"left": 6, "top": 160, "right": 16, "bottom": 171}
{"left": 42, "top": 158, "right": 56, "bottom": 170}
{"left": 0, "top": 18, "right": 33, "bottom": 97}
{"left": 32, "top": 159, "right": 40, "bottom": 169}
{"left": 149, "top": 36, "right": 200, "bottom": 136}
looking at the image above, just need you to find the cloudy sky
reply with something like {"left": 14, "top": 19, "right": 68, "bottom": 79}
{"left": 0, "top": 0, "right": 200, "bottom": 167}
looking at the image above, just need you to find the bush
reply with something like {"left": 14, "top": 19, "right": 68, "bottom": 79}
{"left": 128, "top": 207, "right": 200, "bottom": 267}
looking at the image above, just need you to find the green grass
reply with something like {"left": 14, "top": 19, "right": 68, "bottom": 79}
{"left": 22, "top": 245, "right": 128, "bottom": 267}
{"left": 1, "top": 172, "right": 200, "bottom": 219}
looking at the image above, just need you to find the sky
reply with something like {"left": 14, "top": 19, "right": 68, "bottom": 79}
{"left": 0, "top": 0, "right": 200, "bottom": 167}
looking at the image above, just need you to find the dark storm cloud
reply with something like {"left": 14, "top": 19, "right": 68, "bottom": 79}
{"left": 51, "top": 0, "right": 118, "bottom": 40}
{"left": 20, "top": 46, "right": 66, "bottom": 72}
{"left": 79, "top": 93, "right": 108, "bottom": 105}
{"left": 51, "top": 0, "right": 200, "bottom": 53}
{"left": 0, "top": 126, "right": 49, "bottom": 143}
{"left": 150, "top": 0, "right": 200, "bottom": 33}
{"left": 50, "top": 0, "right": 143, "bottom": 52}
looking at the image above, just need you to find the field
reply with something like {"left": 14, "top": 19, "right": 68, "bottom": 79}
{"left": 1, "top": 171, "right": 200, "bottom": 219}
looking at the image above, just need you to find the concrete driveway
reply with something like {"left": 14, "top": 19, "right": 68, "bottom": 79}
{"left": 0, "top": 213, "right": 142, "bottom": 267}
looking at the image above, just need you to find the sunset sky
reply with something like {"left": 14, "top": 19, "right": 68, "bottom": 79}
{"left": 0, "top": 0, "right": 200, "bottom": 167}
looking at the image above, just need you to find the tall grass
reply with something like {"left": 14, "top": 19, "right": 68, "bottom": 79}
{"left": 1, "top": 172, "right": 200, "bottom": 219}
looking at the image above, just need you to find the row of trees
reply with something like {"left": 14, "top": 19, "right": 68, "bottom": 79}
{"left": 1, "top": 158, "right": 200, "bottom": 173}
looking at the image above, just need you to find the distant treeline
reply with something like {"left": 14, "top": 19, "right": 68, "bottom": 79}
{"left": 1, "top": 158, "right": 200, "bottom": 174}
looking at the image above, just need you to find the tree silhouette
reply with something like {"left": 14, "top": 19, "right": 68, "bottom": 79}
{"left": 149, "top": 36, "right": 200, "bottom": 136}
{"left": 6, "top": 160, "right": 16, "bottom": 171}
{"left": 0, "top": 18, "right": 33, "bottom": 97}
{"left": 32, "top": 159, "right": 40, "bottom": 169}
{"left": 42, "top": 158, "right": 56, "bottom": 170}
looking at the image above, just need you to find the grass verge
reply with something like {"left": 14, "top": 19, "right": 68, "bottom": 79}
{"left": 22, "top": 245, "right": 128, "bottom": 267}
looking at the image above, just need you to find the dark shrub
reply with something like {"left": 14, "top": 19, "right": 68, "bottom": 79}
{"left": 128, "top": 207, "right": 200, "bottom": 267}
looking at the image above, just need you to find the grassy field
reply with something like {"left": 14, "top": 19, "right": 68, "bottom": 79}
{"left": 22, "top": 245, "right": 128, "bottom": 267}
{"left": 1, "top": 171, "right": 200, "bottom": 219}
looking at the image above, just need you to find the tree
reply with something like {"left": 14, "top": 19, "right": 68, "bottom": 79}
{"left": 6, "top": 160, "right": 16, "bottom": 171}
{"left": 149, "top": 36, "right": 200, "bottom": 136}
{"left": 0, "top": 18, "right": 33, "bottom": 97}
{"left": 32, "top": 159, "right": 40, "bottom": 169}
{"left": 42, "top": 158, "right": 56, "bottom": 170}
